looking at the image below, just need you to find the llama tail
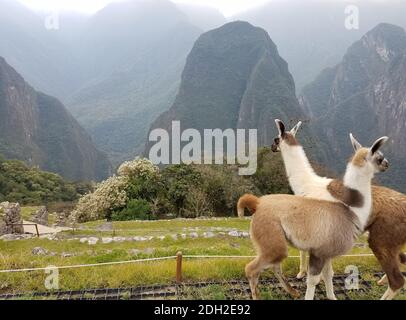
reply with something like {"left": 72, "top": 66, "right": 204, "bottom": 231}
{"left": 237, "top": 194, "right": 259, "bottom": 217}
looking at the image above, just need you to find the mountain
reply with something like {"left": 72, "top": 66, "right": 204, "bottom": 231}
{"left": 64, "top": 0, "right": 202, "bottom": 164}
{"left": 300, "top": 23, "right": 406, "bottom": 191}
{"left": 176, "top": 3, "right": 226, "bottom": 31}
{"left": 236, "top": 0, "right": 406, "bottom": 91}
{"left": 0, "top": 57, "right": 111, "bottom": 181}
{"left": 0, "top": 0, "right": 215, "bottom": 165}
{"left": 0, "top": 0, "right": 82, "bottom": 99}
{"left": 146, "top": 21, "right": 310, "bottom": 154}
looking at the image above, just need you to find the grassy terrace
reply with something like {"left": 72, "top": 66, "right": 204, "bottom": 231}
{"left": 0, "top": 215, "right": 405, "bottom": 299}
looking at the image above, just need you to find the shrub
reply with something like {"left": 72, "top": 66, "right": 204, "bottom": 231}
{"left": 182, "top": 187, "right": 213, "bottom": 218}
{"left": 252, "top": 147, "right": 292, "bottom": 195}
{"left": 72, "top": 149, "right": 295, "bottom": 221}
{"left": 111, "top": 199, "right": 152, "bottom": 221}
{"left": 195, "top": 164, "right": 259, "bottom": 217}
{"left": 161, "top": 165, "right": 202, "bottom": 216}
{"left": 117, "top": 158, "right": 159, "bottom": 179}
{"left": 0, "top": 156, "right": 79, "bottom": 205}
{"left": 71, "top": 158, "right": 160, "bottom": 222}
{"left": 71, "top": 176, "right": 128, "bottom": 222}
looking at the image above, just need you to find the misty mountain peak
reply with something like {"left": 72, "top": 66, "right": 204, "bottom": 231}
{"left": 0, "top": 56, "right": 111, "bottom": 181}
{"left": 325, "top": 23, "right": 406, "bottom": 106}
{"left": 146, "top": 20, "right": 305, "bottom": 153}
{"left": 197, "top": 21, "right": 280, "bottom": 59}
{"left": 300, "top": 23, "right": 406, "bottom": 190}
{"left": 207, "top": 21, "right": 269, "bottom": 40}
{"left": 361, "top": 23, "right": 406, "bottom": 62}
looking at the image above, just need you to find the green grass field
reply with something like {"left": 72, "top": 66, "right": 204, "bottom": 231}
{"left": 0, "top": 215, "right": 405, "bottom": 300}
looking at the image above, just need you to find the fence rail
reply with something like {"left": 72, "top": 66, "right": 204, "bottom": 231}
{"left": 1, "top": 252, "right": 405, "bottom": 300}
{"left": 6, "top": 223, "right": 40, "bottom": 237}
{"left": 0, "top": 252, "right": 395, "bottom": 274}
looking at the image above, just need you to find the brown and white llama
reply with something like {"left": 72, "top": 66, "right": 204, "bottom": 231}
{"left": 239, "top": 135, "right": 389, "bottom": 300}
{"left": 272, "top": 119, "right": 406, "bottom": 300}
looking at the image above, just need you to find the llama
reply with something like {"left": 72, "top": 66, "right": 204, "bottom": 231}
{"left": 272, "top": 119, "right": 406, "bottom": 300}
{"left": 239, "top": 135, "right": 389, "bottom": 300}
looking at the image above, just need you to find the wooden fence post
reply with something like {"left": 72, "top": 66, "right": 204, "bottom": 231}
{"left": 35, "top": 224, "right": 40, "bottom": 238}
{"left": 176, "top": 251, "right": 183, "bottom": 284}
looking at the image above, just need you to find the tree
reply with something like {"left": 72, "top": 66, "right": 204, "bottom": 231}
{"left": 183, "top": 187, "right": 213, "bottom": 218}
{"left": 252, "top": 147, "right": 292, "bottom": 195}
{"left": 161, "top": 164, "right": 202, "bottom": 216}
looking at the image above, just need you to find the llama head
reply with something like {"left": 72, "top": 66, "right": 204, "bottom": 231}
{"left": 349, "top": 134, "right": 389, "bottom": 174}
{"left": 271, "top": 119, "right": 302, "bottom": 152}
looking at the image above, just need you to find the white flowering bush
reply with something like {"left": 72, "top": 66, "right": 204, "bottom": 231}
{"left": 71, "top": 176, "right": 128, "bottom": 222}
{"left": 72, "top": 158, "right": 159, "bottom": 222}
{"left": 117, "top": 158, "right": 159, "bottom": 179}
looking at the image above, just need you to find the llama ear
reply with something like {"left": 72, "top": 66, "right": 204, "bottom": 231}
{"left": 370, "top": 136, "right": 389, "bottom": 155}
{"left": 275, "top": 119, "right": 286, "bottom": 137}
{"left": 290, "top": 121, "right": 302, "bottom": 137}
{"left": 349, "top": 133, "right": 362, "bottom": 152}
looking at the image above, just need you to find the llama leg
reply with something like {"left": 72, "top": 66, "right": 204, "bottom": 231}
{"left": 245, "top": 256, "right": 271, "bottom": 300}
{"left": 305, "top": 274, "right": 321, "bottom": 300}
{"left": 248, "top": 218, "right": 288, "bottom": 300}
{"left": 373, "top": 249, "right": 405, "bottom": 300}
{"left": 321, "top": 260, "right": 337, "bottom": 300}
{"left": 381, "top": 287, "right": 401, "bottom": 300}
{"left": 377, "top": 274, "right": 388, "bottom": 286}
{"left": 381, "top": 288, "right": 390, "bottom": 300}
{"left": 400, "top": 252, "right": 406, "bottom": 264}
{"left": 380, "top": 266, "right": 404, "bottom": 300}
{"left": 378, "top": 250, "right": 405, "bottom": 287}
{"left": 297, "top": 251, "right": 307, "bottom": 279}
{"left": 272, "top": 263, "right": 301, "bottom": 298}
{"left": 305, "top": 254, "right": 325, "bottom": 300}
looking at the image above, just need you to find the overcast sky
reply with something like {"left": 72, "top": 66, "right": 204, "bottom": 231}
{"left": 17, "top": 0, "right": 272, "bottom": 17}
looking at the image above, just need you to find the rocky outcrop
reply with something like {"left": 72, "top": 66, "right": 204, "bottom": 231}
{"left": 146, "top": 21, "right": 311, "bottom": 155}
{"left": 55, "top": 212, "right": 70, "bottom": 227}
{"left": 300, "top": 23, "right": 406, "bottom": 190}
{"left": 0, "top": 57, "right": 112, "bottom": 181}
{"left": 32, "top": 207, "right": 48, "bottom": 226}
{"left": 0, "top": 202, "right": 23, "bottom": 235}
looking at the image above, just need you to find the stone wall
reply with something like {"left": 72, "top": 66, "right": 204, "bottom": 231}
{"left": 0, "top": 202, "right": 24, "bottom": 235}
{"left": 32, "top": 206, "right": 48, "bottom": 226}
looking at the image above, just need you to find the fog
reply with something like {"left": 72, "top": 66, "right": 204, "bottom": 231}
{"left": 16, "top": 0, "right": 399, "bottom": 17}
{"left": 17, "top": 0, "right": 270, "bottom": 16}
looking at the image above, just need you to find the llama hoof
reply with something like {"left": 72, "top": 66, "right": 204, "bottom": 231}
{"left": 251, "top": 289, "right": 261, "bottom": 300}
{"left": 377, "top": 275, "right": 388, "bottom": 286}
{"left": 290, "top": 288, "right": 301, "bottom": 299}
{"left": 380, "top": 288, "right": 400, "bottom": 300}
{"left": 296, "top": 271, "right": 307, "bottom": 280}
{"left": 327, "top": 295, "right": 338, "bottom": 301}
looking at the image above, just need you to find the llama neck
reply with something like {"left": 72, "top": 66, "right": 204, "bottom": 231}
{"left": 343, "top": 164, "right": 374, "bottom": 230}
{"left": 280, "top": 145, "right": 325, "bottom": 196}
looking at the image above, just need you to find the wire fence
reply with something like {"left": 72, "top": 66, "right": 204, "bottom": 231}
{"left": 0, "top": 253, "right": 405, "bottom": 300}
{"left": 0, "top": 253, "right": 383, "bottom": 274}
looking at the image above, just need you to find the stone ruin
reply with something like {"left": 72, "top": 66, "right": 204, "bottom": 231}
{"left": 0, "top": 202, "right": 24, "bottom": 235}
{"left": 32, "top": 206, "right": 48, "bottom": 226}
{"left": 55, "top": 211, "right": 70, "bottom": 227}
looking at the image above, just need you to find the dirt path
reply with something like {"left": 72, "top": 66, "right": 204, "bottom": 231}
{"left": 23, "top": 220, "right": 71, "bottom": 235}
